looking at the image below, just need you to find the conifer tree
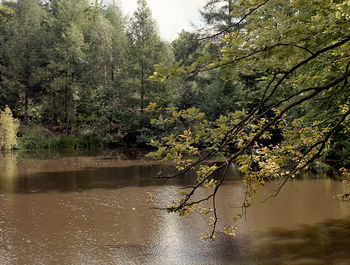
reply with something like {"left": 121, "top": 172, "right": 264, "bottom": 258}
{"left": 126, "top": 0, "right": 163, "bottom": 113}
{"left": 200, "top": 0, "right": 235, "bottom": 33}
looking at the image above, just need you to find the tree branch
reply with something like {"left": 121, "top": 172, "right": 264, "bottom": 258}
{"left": 198, "top": 0, "right": 270, "bottom": 41}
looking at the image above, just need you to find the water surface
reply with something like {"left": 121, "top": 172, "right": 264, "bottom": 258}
{"left": 0, "top": 151, "right": 349, "bottom": 264}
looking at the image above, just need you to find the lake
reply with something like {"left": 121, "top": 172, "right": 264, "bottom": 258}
{"left": 0, "top": 150, "right": 350, "bottom": 265}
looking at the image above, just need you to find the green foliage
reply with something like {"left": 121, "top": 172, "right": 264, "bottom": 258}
{"left": 197, "top": 71, "right": 242, "bottom": 120}
{"left": 171, "top": 30, "right": 202, "bottom": 66}
{"left": 0, "top": 106, "right": 19, "bottom": 150}
{"left": 0, "top": 0, "right": 175, "bottom": 144}
{"left": 0, "top": 3, "right": 14, "bottom": 22}
{"left": 0, "top": 0, "right": 46, "bottom": 122}
{"left": 17, "top": 127, "right": 104, "bottom": 150}
{"left": 149, "top": 0, "right": 350, "bottom": 239}
{"left": 17, "top": 127, "right": 48, "bottom": 150}
{"left": 126, "top": 0, "right": 173, "bottom": 112}
{"left": 168, "top": 25, "right": 247, "bottom": 122}
{"left": 337, "top": 168, "right": 350, "bottom": 203}
{"left": 47, "top": 134, "right": 103, "bottom": 150}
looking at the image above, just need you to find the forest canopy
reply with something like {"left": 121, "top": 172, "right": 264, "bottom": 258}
{"left": 0, "top": 0, "right": 174, "bottom": 146}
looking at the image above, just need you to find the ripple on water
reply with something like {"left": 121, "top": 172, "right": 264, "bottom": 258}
{"left": 0, "top": 156, "right": 350, "bottom": 264}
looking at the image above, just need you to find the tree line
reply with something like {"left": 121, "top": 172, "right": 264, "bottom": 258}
{"left": 0, "top": 0, "right": 171, "bottom": 146}
{"left": 0, "top": 0, "right": 249, "bottom": 148}
{"left": 1, "top": 0, "right": 349, "bottom": 168}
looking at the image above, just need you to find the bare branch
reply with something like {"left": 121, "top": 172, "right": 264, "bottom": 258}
{"left": 260, "top": 175, "right": 290, "bottom": 203}
{"left": 207, "top": 37, "right": 350, "bottom": 149}
{"left": 299, "top": 108, "right": 350, "bottom": 171}
{"left": 260, "top": 72, "right": 278, "bottom": 104}
{"left": 209, "top": 162, "right": 229, "bottom": 238}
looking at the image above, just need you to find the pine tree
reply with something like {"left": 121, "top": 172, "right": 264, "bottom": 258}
{"left": 126, "top": 0, "right": 163, "bottom": 113}
{"left": 200, "top": 0, "right": 235, "bottom": 33}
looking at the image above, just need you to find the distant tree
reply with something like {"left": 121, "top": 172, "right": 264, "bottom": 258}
{"left": 0, "top": 0, "right": 46, "bottom": 123}
{"left": 126, "top": 0, "right": 165, "bottom": 113}
{"left": 48, "top": 0, "right": 90, "bottom": 133}
{"left": 170, "top": 20, "right": 241, "bottom": 120}
{"left": 172, "top": 30, "right": 202, "bottom": 66}
{"left": 81, "top": 3, "right": 127, "bottom": 137}
{"left": 200, "top": 0, "right": 236, "bottom": 35}
{"left": 0, "top": 0, "right": 177, "bottom": 146}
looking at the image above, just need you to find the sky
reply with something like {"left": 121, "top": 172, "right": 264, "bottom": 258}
{"left": 118, "top": 0, "right": 204, "bottom": 41}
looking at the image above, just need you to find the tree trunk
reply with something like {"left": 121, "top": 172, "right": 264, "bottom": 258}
{"left": 228, "top": 0, "right": 233, "bottom": 26}
{"left": 140, "top": 65, "right": 144, "bottom": 113}
{"left": 65, "top": 83, "right": 70, "bottom": 134}
{"left": 23, "top": 87, "right": 29, "bottom": 124}
{"left": 66, "top": 105, "right": 71, "bottom": 135}
{"left": 66, "top": 74, "right": 75, "bottom": 135}
{"left": 50, "top": 86, "right": 54, "bottom": 126}
{"left": 23, "top": 68, "right": 30, "bottom": 124}
{"left": 111, "top": 65, "right": 115, "bottom": 82}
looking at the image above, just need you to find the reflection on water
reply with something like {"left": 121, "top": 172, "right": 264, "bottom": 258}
{"left": 0, "top": 153, "right": 18, "bottom": 193}
{"left": 250, "top": 219, "right": 350, "bottom": 265}
{"left": 0, "top": 186, "right": 248, "bottom": 265}
{"left": 0, "top": 151, "right": 350, "bottom": 264}
{"left": 0, "top": 165, "right": 186, "bottom": 193}
{"left": 0, "top": 152, "right": 194, "bottom": 193}
{"left": 0, "top": 152, "right": 236, "bottom": 194}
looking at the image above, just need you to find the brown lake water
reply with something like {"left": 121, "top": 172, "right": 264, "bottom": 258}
{"left": 0, "top": 150, "right": 350, "bottom": 265}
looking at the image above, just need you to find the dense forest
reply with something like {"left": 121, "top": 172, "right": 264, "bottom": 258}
{"left": 0, "top": 0, "right": 349, "bottom": 166}
{"left": 1, "top": 0, "right": 349, "bottom": 169}
{"left": 0, "top": 0, "right": 242, "bottom": 149}
{"left": 0, "top": 0, "right": 170, "bottom": 147}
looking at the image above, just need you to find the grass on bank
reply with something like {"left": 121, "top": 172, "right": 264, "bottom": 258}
{"left": 17, "top": 127, "right": 104, "bottom": 150}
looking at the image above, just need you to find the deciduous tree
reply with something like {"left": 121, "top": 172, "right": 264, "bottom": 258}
{"left": 149, "top": 0, "right": 350, "bottom": 239}
{"left": 1, "top": 0, "right": 45, "bottom": 123}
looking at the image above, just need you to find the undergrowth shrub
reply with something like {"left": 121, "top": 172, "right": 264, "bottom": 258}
{"left": 0, "top": 106, "right": 19, "bottom": 150}
{"left": 18, "top": 127, "right": 104, "bottom": 150}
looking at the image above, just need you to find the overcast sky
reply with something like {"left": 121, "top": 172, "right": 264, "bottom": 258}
{"left": 118, "top": 0, "right": 204, "bottom": 41}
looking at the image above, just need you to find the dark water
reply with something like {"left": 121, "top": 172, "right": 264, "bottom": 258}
{"left": 0, "top": 151, "right": 350, "bottom": 265}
